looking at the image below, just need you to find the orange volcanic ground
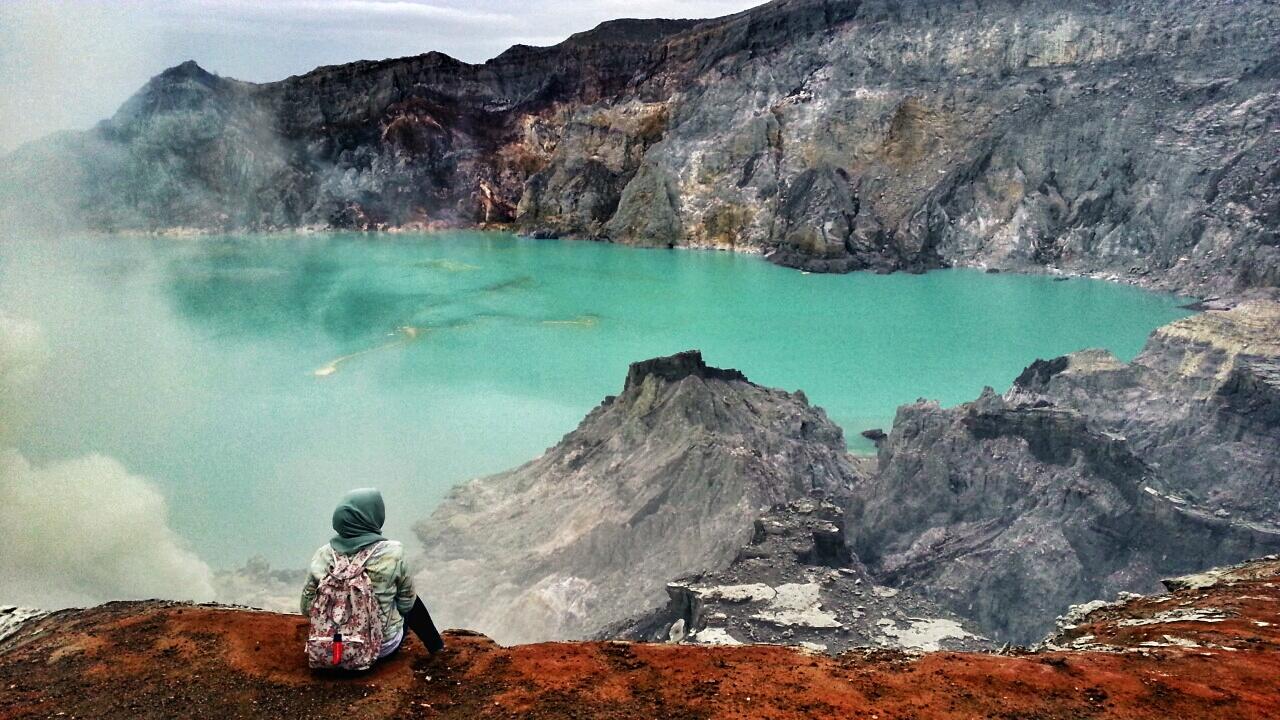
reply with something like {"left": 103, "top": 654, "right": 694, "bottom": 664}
{"left": 3, "top": 559, "right": 1279, "bottom": 719}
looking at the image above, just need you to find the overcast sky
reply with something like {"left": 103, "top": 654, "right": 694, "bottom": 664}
{"left": 0, "top": 0, "right": 763, "bottom": 152}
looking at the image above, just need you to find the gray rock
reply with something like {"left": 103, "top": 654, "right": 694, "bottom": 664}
{"left": 0, "top": 606, "right": 47, "bottom": 644}
{"left": 211, "top": 556, "right": 306, "bottom": 614}
{"left": 606, "top": 499, "right": 990, "bottom": 654}
{"left": 413, "top": 350, "right": 863, "bottom": 644}
{"left": 1009, "top": 302, "right": 1280, "bottom": 523}
{"left": 848, "top": 301, "right": 1280, "bottom": 644}
{"left": 412, "top": 304, "right": 1280, "bottom": 647}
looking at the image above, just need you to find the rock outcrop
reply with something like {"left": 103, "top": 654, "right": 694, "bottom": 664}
{"left": 3, "top": 557, "right": 1280, "bottom": 719}
{"left": 0, "top": 606, "right": 44, "bottom": 644}
{"left": 849, "top": 301, "right": 1280, "bottom": 644}
{"left": 418, "top": 303, "right": 1280, "bottom": 649}
{"left": 413, "top": 350, "right": 863, "bottom": 644}
{"left": 610, "top": 499, "right": 988, "bottom": 654}
{"left": 1045, "top": 555, "right": 1280, "bottom": 654}
{"left": 1010, "top": 300, "right": 1280, "bottom": 523}
{"left": 3, "top": 0, "right": 1278, "bottom": 293}
{"left": 212, "top": 557, "right": 306, "bottom": 615}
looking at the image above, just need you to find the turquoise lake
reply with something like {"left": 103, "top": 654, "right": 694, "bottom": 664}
{"left": 0, "top": 232, "right": 1192, "bottom": 565}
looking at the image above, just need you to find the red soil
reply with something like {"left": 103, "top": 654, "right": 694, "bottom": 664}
{"left": 3, "top": 559, "right": 1279, "bottom": 719}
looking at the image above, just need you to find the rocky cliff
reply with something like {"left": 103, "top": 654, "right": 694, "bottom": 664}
{"left": 411, "top": 303, "right": 1280, "bottom": 650}
{"left": 849, "top": 300, "right": 1280, "bottom": 644}
{"left": 3, "top": 0, "right": 1277, "bottom": 293}
{"left": 413, "top": 350, "right": 865, "bottom": 644}
{"left": 3, "top": 557, "right": 1279, "bottom": 719}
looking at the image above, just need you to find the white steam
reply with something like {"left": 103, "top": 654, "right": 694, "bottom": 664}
{"left": 0, "top": 2, "right": 163, "bottom": 153}
{"left": 0, "top": 314, "right": 47, "bottom": 436}
{"left": 0, "top": 314, "right": 215, "bottom": 608}
{"left": 0, "top": 450, "right": 216, "bottom": 608}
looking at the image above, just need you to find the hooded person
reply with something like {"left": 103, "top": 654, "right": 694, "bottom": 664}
{"left": 302, "top": 488, "right": 416, "bottom": 661}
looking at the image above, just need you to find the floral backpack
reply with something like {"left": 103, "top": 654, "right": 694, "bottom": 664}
{"left": 306, "top": 542, "right": 385, "bottom": 671}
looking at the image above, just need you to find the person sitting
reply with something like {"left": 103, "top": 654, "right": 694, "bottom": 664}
{"left": 301, "top": 488, "right": 415, "bottom": 669}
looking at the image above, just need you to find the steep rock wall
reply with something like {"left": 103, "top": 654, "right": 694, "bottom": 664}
{"left": 2, "top": 0, "right": 1277, "bottom": 293}
{"left": 849, "top": 301, "right": 1280, "bottom": 643}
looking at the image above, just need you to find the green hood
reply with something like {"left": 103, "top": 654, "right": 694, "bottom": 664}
{"left": 329, "top": 488, "right": 388, "bottom": 554}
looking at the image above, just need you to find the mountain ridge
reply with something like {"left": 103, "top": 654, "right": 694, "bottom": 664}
{"left": 4, "top": 0, "right": 1276, "bottom": 293}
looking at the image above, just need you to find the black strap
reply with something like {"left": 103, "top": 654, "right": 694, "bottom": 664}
{"left": 405, "top": 596, "right": 445, "bottom": 653}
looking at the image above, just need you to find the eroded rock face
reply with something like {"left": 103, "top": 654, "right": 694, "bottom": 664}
{"left": 849, "top": 301, "right": 1280, "bottom": 644}
{"left": 609, "top": 499, "right": 988, "bottom": 654}
{"left": 212, "top": 557, "right": 305, "bottom": 615}
{"left": 1010, "top": 300, "right": 1280, "bottom": 522}
{"left": 413, "top": 350, "right": 863, "bottom": 644}
{"left": 4, "top": 0, "right": 1277, "bottom": 292}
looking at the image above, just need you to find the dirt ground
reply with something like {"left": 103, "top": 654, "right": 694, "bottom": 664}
{"left": 3, "top": 559, "right": 1279, "bottom": 719}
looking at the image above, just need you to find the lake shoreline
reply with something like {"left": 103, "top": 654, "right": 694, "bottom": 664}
{"left": 64, "top": 224, "right": 1246, "bottom": 305}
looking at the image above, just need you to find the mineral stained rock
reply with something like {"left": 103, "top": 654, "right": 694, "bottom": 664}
{"left": 3, "top": 0, "right": 1277, "bottom": 293}
{"left": 849, "top": 301, "right": 1280, "bottom": 644}
{"left": 413, "top": 350, "right": 863, "bottom": 643}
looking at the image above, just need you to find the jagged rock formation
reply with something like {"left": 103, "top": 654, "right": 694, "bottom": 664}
{"left": 1010, "top": 301, "right": 1280, "bottom": 523}
{"left": 3, "top": 0, "right": 1278, "bottom": 293}
{"left": 3, "top": 558, "right": 1279, "bottom": 719}
{"left": 413, "top": 350, "right": 863, "bottom": 643}
{"left": 609, "top": 499, "right": 988, "bottom": 653}
{"left": 849, "top": 301, "right": 1280, "bottom": 644}
{"left": 410, "top": 304, "right": 1279, "bottom": 649}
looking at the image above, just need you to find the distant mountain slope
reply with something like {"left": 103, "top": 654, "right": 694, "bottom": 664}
{"left": 2, "top": 0, "right": 1277, "bottom": 293}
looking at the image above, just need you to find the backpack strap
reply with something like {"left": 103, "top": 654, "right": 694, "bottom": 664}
{"left": 349, "top": 541, "right": 385, "bottom": 568}
{"left": 326, "top": 541, "right": 385, "bottom": 579}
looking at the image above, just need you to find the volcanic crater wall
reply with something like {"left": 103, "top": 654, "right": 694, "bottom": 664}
{"left": 2, "top": 0, "right": 1277, "bottom": 293}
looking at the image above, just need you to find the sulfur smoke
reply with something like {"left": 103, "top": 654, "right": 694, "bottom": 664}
{"left": 0, "top": 314, "right": 215, "bottom": 608}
